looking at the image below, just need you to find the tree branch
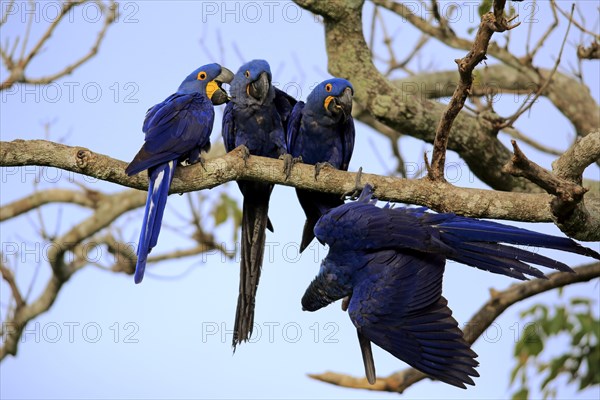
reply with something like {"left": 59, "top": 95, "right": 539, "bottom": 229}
{"left": 428, "top": 0, "right": 519, "bottom": 181}
{"left": 390, "top": 66, "right": 600, "bottom": 138}
{"left": 0, "top": 187, "right": 146, "bottom": 359}
{"left": 3, "top": 139, "right": 599, "bottom": 239}
{"left": 372, "top": 0, "right": 599, "bottom": 137}
{"left": 0, "top": 261, "right": 25, "bottom": 310}
{"left": 503, "top": 133, "right": 600, "bottom": 241}
{"left": 0, "top": 188, "right": 102, "bottom": 221}
{"left": 0, "top": 139, "right": 569, "bottom": 223}
{"left": 308, "top": 262, "right": 600, "bottom": 392}
{"left": 0, "top": 1, "right": 116, "bottom": 91}
{"left": 295, "top": 0, "right": 541, "bottom": 193}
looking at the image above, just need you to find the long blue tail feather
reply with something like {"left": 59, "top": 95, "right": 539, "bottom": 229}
{"left": 134, "top": 160, "right": 176, "bottom": 284}
{"left": 436, "top": 217, "right": 599, "bottom": 259}
{"left": 425, "top": 214, "right": 599, "bottom": 279}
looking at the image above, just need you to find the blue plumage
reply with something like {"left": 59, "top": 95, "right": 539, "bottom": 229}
{"left": 222, "top": 59, "right": 296, "bottom": 348}
{"left": 302, "top": 185, "right": 600, "bottom": 388}
{"left": 286, "top": 78, "right": 355, "bottom": 252}
{"left": 126, "top": 63, "right": 233, "bottom": 283}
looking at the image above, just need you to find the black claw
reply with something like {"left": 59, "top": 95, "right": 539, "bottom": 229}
{"left": 280, "top": 153, "right": 302, "bottom": 180}
{"left": 184, "top": 153, "right": 207, "bottom": 171}
{"left": 199, "top": 156, "right": 207, "bottom": 171}
{"left": 341, "top": 296, "right": 350, "bottom": 311}
{"left": 314, "top": 161, "right": 334, "bottom": 180}
{"left": 342, "top": 167, "right": 364, "bottom": 200}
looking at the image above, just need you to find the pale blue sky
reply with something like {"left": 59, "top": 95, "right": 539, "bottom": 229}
{"left": 1, "top": 1, "right": 599, "bottom": 399}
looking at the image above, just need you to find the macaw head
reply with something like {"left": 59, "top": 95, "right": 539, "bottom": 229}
{"left": 307, "top": 78, "right": 354, "bottom": 121}
{"left": 230, "top": 59, "right": 275, "bottom": 105}
{"left": 178, "top": 63, "right": 234, "bottom": 105}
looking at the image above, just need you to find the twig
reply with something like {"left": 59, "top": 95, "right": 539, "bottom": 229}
{"left": 0, "top": 0, "right": 15, "bottom": 26}
{"left": 526, "top": 0, "right": 559, "bottom": 63}
{"left": 0, "top": 1, "right": 116, "bottom": 90}
{"left": 554, "top": 2, "right": 600, "bottom": 40}
{"left": 308, "top": 262, "right": 600, "bottom": 392}
{"left": 0, "top": 188, "right": 146, "bottom": 360}
{"left": 427, "top": 0, "right": 520, "bottom": 181}
{"left": 387, "top": 34, "right": 430, "bottom": 75}
{"left": 496, "top": 4, "right": 575, "bottom": 130}
{"left": 0, "top": 261, "right": 25, "bottom": 309}
{"left": 502, "top": 126, "right": 563, "bottom": 156}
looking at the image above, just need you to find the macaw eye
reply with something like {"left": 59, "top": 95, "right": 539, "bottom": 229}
{"left": 244, "top": 70, "right": 250, "bottom": 78}
{"left": 325, "top": 83, "right": 332, "bottom": 92}
{"left": 197, "top": 71, "right": 207, "bottom": 80}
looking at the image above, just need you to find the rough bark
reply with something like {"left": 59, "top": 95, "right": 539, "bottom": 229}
{"left": 2, "top": 139, "right": 599, "bottom": 239}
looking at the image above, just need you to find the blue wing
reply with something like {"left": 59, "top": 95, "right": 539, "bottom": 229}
{"left": 315, "top": 187, "right": 599, "bottom": 280}
{"left": 340, "top": 117, "right": 355, "bottom": 171}
{"left": 285, "top": 101, "right": 305, "bottom": 156}
{"left": 126, "top": 93, "right": 213, "bottom": 176}
{"left": 348, "top": 250, "right": 479, "bottom": 388}
{"left": 274, "top": 88, "right": 297, "bottom": 135}
{"left": 222, "top": 101, "right": 236, "bottom": 153}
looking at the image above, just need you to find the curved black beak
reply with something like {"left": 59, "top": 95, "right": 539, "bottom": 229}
{"left": 247, "top": 71, "right": 270, "bottom": 103}
{"left": 210, "top": 67, "right": 234, "bottom": 105}
{"left": 327, "top": 86, "right": 353, "bottom": 120}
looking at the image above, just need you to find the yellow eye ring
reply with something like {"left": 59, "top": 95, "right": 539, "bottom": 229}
{"left": 197, "top": 71, "right": 207, "bottom": 80}
{"left": 244, "top": 70, "right": 250, "bottom": 78}
{"left": 325, "top": 83, "right": 332, "bottom": 92}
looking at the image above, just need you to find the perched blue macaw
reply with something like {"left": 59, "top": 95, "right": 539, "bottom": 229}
{"left": 287, "top": 78, "right": 355, "bottom": 253}
{"left": 125, "top": 63, "right": 233, "bottom": 284}
{"left": 222, "top": 59, "right": 296, "bottom": 348}
{"left": 302, "top": 185, "right": 600, "bottom": 388}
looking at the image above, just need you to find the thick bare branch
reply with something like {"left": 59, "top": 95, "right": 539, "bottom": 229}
{"left": 552, "top": 130, "right": 600, "bottom": 183}
{"left": 309, "top": 262, "right": 600, "bottom": 392}
{"left": 391, "top": 66, "right": 600, "bottom": 138}
{"left": 0, "top": 139, "right": 564, "bottom": 223}
{"left": 3, "top": 139, "right": 599, "bottom": 239}
{"left": 503, "top": 137, "right": 600, "bottom": 241}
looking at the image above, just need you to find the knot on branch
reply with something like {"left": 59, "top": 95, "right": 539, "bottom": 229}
{"left": 503, "top": 140, "right": 598, "bottom": 240}
{"left": 577, "top": 42, "right": 599, "bottom": 60}
{"left": 75, "top": 148, "right": 92, "bottom": 168}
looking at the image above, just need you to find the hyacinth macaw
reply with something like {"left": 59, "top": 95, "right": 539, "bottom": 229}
{"left": 302, "top": 185, "right": 600, "bottom": 388}
{"left": 286, "top": 78, "right": 355, "bottom": 253}
{"left": 125, "top": 63, "right": 233, "bottom": 284}
{"left": 222, "top": 59, "right": 296, "bottom": 349}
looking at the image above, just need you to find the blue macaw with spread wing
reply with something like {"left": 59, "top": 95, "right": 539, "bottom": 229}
{"left": 302, "top": 185, "right": 600, "bottom": 388}
{"left": 287, "top": 78, "right": 355, "bottom": 253}
{"left": 125, "top": 63, "right": 233, "bottom": 284}
{"left": 222, "top": 59, "right": 296, "bottom": 349}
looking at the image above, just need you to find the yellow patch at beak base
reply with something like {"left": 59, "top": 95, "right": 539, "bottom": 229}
{"left": 324, "top": 95, "right": 334, "bottom": 111}
{"left": 206, "top": 81, "right": 219, "bottom": 99}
